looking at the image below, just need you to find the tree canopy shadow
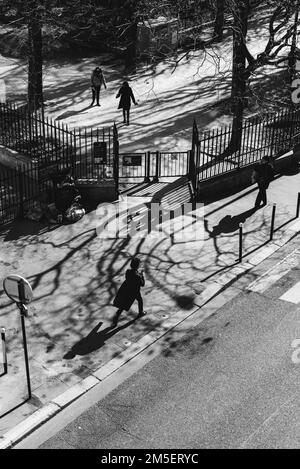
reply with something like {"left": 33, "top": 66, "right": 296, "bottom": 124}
{"left": 2, "top": 219, "right": 54, "bottom": 241}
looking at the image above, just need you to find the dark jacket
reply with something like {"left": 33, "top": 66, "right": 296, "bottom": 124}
{"left": 91, "top": 71, "right": 107, "bottom": 89}
{"left": 252, "top": 161, "right": 274, "bottom": 188}
{"left": 113, "top": 269, "right": 145, "bottom": 311}
{"left": 116, "top": 84, "right": 136, "bottom": 110}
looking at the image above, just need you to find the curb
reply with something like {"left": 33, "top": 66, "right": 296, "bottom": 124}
{"left": 0, "top": 403, "right": 60, "bottom": 449}
{"left": 1, "top": 218, "right": 299, "bottom": 449}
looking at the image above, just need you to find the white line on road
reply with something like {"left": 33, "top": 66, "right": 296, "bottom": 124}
{"left": 279, "top": 281, "right": 300, "bottom": 304}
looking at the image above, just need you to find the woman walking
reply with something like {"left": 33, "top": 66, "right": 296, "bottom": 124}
{"left": 91, "top": 67, "right": 107, "bottom": 106}
{"left": 252, "top": 155, "right": 275, "bottom": 208}
{"left": 112, "top": 257, "right": 146, "bottom": 328}
{"left": 116, "top": 81, "right": 137, "bottom": 125}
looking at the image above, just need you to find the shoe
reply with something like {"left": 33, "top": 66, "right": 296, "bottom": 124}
{"left": 90, "top": 103, "right": 94, "bottom": 107}
{"left": 111, "top": 319, "right": 118, "bottom": 328}
{"left": 137, "top": 311, "right": 147, "bottom": 318}
{"left": 97, "top": 103, "right": 101, "bottom": 106}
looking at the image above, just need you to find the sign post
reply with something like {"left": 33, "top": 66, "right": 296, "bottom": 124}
{"left": 1, "top": 327, "right": 7, "bottom": 375}
{"left": 3, "top": 275, "right": 33, "bottom": 399}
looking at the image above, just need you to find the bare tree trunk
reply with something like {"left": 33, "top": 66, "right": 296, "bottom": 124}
{"left": 27, "top": 1, "right": 43, "bottom": 110}
{"left": 213, "top": 0, "right": 225, "bottom": 42}
{"left": 124, "top": 19, "right": 138, "bottom": 73}
{"left": 288, "top": 0, "right": 300, "bottom": 84}
{"left": 222, "top": 0, "right": 249, "bottom": 157}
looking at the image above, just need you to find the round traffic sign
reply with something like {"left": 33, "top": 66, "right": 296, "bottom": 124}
{"left": 3, "top": 275, "right": 33, "bottom": 304}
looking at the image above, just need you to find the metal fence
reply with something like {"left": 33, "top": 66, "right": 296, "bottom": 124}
{"left": 0, "top": 102, "right": 115, "bottom": 226}
{"left": 192, "top": 107, "right": 300, "bottom": 188}
{"left": 0, "top": 102, "right": 114, "bottom": 183}
{"left": 0, "top": 102, "right": 74, "bottom": 162}
{"left": 118, "top": 151, "right": 190, "bottom": 182}
{"left": 1, "top": 102, "right": 300, "bottom": 226}
{"left": 0, "top": 163, "right": 40, "bottom": 226}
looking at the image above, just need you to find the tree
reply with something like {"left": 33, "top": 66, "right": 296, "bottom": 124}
{"left": 220, "top": 0, "right": 300, "bottom": 158}
{"left": 228, "top": 0, "right": 250, "bottom": 155}
{"left": 2, "top": 0, "right": 45, "bottom": 110}
{"left": 213, "top": 0, "right": 225, "bottom": 42}
{"left": 119, "top": 0, "right": 139, "bottom": 73}
{"left": 27, "top": 0, "right": 43, "bottom": 110}
{"left": 288, "top": 0, "right": 300, "bottom": 83}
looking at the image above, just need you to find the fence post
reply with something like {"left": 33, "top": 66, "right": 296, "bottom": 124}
{"left": 67, "top": 130, "right": 76, "bottom": 178}
{"left": 27, "top": 106, "right": 32, "bottom": 151}
{"left": 113, "top": 123, "right": 119, "bottom": 197}
{"left": 1, "top": 327, "right": 7, "bottom": 375}
{"left": 270, "top": 113, "right": 276, "bottom": 159}
{"left": 153, "top": 151, "right": 160, "bottom": 182}
{"left": 270, "top": 203, "right": 277, "bottom": 241}
{"left": 296, "top": 192, "right": 300, "bottom": 218}
{"left": 144, "top": 151, "right": 151, "bottom": 183}
{"left": 190, "top": 120, "right": 198, "bottom": 184}
{"left": 239, "top": 223, "right": 243, "bottom": 263}
{"left": 188, "top": 149, "right": 196, "bottom": 189}
{"left": 18, "top": 168, "right": 24, "bottom": 218}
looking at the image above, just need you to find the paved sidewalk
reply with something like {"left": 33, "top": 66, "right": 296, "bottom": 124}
{"left": 0, "top": 169, "right": 299, "bottom": 448}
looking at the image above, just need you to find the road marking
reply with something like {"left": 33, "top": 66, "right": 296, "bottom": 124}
{"left": 279, "top": 282, "right": 300, "bottom": 304}
{"left": 247, "top": 249, "right": 300, "bottom": 294}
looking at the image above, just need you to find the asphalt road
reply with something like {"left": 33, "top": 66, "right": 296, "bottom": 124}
{"left": 18, "top": 252, "right": 300, "bottom": 449}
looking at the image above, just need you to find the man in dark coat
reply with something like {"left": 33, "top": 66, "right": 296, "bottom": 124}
{"left": 91, "top": 67, "right": 107, "bottom": 106}
{"left": 112, "top": 257, "right": 146, "bottom": 328}
{"left": 252, "top": 155, "right": 275, "bottom": 208}
{"left": 116, "top": 81, "right": 137, "bottom": 125}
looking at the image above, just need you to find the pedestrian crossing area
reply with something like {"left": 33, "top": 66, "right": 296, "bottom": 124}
{"left": 247, "top": 249, "right": 300, "bottom": 305}
{"left": 279, "top": 282, "right": 300, "bottom": 304}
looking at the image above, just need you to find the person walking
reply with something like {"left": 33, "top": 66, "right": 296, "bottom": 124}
{"left": 252, "top": 155, "right": 275, "bottom": 208}
{"left": 90, "top": 67, "right": 107, "bottom": 106}
{"left": 116, "top": 81, "right": 137, "bottom": 125}
{"left": 112, "top": 257, "right": 146, "bottom": 328}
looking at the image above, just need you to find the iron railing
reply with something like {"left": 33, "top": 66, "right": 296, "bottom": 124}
{"left": 193, "top": 107, "right": 300, "bottom": 187}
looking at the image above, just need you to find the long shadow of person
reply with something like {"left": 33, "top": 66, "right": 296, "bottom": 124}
{"left": 63, "top": 318, "right": 138, "bottom": 359}
{"left": 204, "top": 207, "right": 257, "bottom": 238}
{"left": 55, "top": 105, "right": 92, "bottom": 121}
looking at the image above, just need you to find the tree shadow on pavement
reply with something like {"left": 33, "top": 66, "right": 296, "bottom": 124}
{"left": 280, "top": 164, "right": 300, "bottom": 177}
{"left": 2, "top": 219, "right": 51, "bottom": 241}
{"left": 63, "top": 318, "right": 138, "bottom": 359}
{"left": 55, "top": 105, "right": 92, "bottom": 121}
{"left": 174, "top": 294, "right": 196, "bottom": 310}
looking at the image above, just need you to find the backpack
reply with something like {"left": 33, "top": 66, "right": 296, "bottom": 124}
{"left": 65, "top": 202, "right": 85, "bottom": 223}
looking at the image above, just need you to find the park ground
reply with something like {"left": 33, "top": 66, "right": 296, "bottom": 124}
{"left": 0, "top": 6, "right": 289, "bottom": 153}
{"left": 0, "top": 7, "right": 299, "bottom": 445}
{"left": 0, "top": 165, "right": 299, "bottom": 438}
{"left": 20, "top": 238, "right": 300, "bottom": 449}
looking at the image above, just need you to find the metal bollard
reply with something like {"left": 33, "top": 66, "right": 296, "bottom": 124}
{"left": 239, "top": 223, "right": 243, "bottom": 263}
{"left": 1, "top": 327, "right": 7, "bottom": 375}
{"left": 270, "top": 203, "right": 277, "bottom": 241}
{"left": 297, "top": 193, "right": 300, "bottom": 219}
